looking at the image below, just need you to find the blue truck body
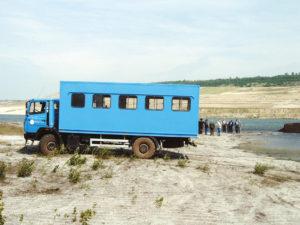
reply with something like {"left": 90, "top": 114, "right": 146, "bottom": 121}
{"left": 59, "top": 81, "right": 199, "bottom": 138}
{"left": 24, "top": 81, "right": 200, "bottom": 158}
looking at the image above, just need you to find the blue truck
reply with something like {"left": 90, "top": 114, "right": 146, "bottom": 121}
{"left": 24, "top": 81, "right": 200, "bottom": 159}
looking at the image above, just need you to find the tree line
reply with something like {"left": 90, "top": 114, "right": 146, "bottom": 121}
{"left": 162, "top": 73, "right": 300, "bottom": 87}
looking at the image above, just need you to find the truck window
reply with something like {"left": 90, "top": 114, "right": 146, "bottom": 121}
{"left": 119, "top": 95, "right": 137, "bottom": 109}
{"left": 29, "top": 102, "right": 46, "bottom": 114}
{"left": 71, "top": 93, "right": 85, "bottom": 108}
{"left": 145, "top": 96, "right": 164, "bottom": 110}
{"left": 93, "top": 94, "right": 111, "bottom": 109}
{"left": 172, "top": 97, "right": 190, "bottom": 111}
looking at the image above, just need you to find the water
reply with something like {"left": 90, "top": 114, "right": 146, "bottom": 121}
{"left": 0, "top": 114, "right": 24, "bottom": 123}
{"left": 210, "top": 118, "right": 300, "bottom": 132}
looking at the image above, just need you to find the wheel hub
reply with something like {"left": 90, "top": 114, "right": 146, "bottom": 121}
{"left": 47, "top": 142, "right": 56, "bottom": 151}
{"left": 139, "top": 143, "right": 149, "bottom": 154}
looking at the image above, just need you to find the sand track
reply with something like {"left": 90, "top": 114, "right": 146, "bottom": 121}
{"left": 0, "top": 134, "right": 299, "bottom": 224}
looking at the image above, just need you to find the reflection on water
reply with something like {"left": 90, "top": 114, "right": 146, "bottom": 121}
{"left": 241, "top": 132, "right": 300, "bottom": 162}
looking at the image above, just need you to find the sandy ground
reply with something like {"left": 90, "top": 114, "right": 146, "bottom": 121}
{"left": 0, "top": 101, "right": 24, "bottom": 115}
{"left": 201, "top": 86, "right": 300, "bottom": 118}
{"left": 0, "top": 134, "right": 299, "bottom": 225}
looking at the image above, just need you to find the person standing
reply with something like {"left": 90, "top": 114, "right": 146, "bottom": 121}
{"left": 222, "top": 120, "right": 227, "bottom": 133}
{"left": 204, "top": 119, "right": 209, "bottom": 135}
{"left": 228, "top": 120, "right": 233, "bottom": 133}
{"left": 209, "top": 122, "right": 215, "bottom": 136}
{"left": 199, "top": 118, "right": 205, "bottom": 134}
{"left": 217, "top": 120, "right": 222, "bottom": 136}
{"left": 235, "top": 119, "right": 241, "bottom": 133}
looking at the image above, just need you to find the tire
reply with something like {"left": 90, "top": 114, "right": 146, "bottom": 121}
{"left": 39, "top": 134, "right": 58, "bottom": 155}
{"left": 65, "top": 135, "right": 80, "bottom": 153}
{"left": 132, "top": 137, "right": 156, "bottom": 159}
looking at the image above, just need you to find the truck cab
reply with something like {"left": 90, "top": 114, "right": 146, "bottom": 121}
{"left": 24, "top": 99, "right": 59, "bottom": 142}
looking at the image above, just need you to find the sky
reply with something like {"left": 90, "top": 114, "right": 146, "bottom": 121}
{"left": 0, "top": 0, "right": 300, "bottom": 99}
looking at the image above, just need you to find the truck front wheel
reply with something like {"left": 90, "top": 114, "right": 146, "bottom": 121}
{"left": 40, "top": 134, "right": 58, "bottom": 155}
{"left": 132, "top": 137, "right": 156, "bottom": 159}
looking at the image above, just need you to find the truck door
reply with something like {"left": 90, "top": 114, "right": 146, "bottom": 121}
{"left": 24, "top": 101, "right": 49, "bottom": 133}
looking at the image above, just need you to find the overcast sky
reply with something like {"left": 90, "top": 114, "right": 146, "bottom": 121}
{"left": 0, "top": 0, "right": 300, "bottom": 99}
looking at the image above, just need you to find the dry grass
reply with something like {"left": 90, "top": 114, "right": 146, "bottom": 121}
{"left": 177, "top": 159, "right": 188, "bottom": 168}
{"left": 0, "top": 123, "right": 23, "bottom": 135}
{"left": 155, "top": 197, "right": 164, "bottom": 208}
{"left": 80, "top": 208, "right": 96, "bottom": 225}
{"left": 68, "top": 153, "right": 87, "bottom": 166}
{"left": 0, "top": 191, "right": 5, "bottom": 225}
{"left": 253, "top": 163, "right": 269, "bottom": 176}
{"left": 102, "top": 168, "right": 113, "bottom": 179}
{"left": 17, "top": 158, "right": 35, "bottom": 177}
{"left": 91, "top": 159, "right": 105, "bottom": 171}
{"left": 196, "top": 164, "right": 210, "bottom": 173}
{"left": 0, "top": 162, "right": 6, "bottom": 180}
{"left": 68, "top": 168, "right": 81, "bottom": 183}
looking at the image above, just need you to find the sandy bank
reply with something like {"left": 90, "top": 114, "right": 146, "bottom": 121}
{"left": 0, "top": 134, "right": 299, "bottom": 224}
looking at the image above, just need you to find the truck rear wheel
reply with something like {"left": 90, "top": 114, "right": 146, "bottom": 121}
{"left": 132, "top": 137, "right": 156, "bottom": 159}
{"left": 39, "top": 134, "right": 58, "bottom": 155}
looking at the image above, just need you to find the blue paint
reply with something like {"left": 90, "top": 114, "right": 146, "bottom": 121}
{"left": 59, "top": 81, "right": 200, "bottom": 138}
{"left": 24, "top": 81, "right": 200, "bottom": 139}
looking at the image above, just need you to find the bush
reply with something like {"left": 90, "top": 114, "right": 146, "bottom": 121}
{"left": 155, "top": 197, "right": 164, "bottom": 208}
{"left": 91, "top": 159, "right": 104, "bottom": 171}
{"left": 0, "top": 162, "right": 6, "bottom": 180}
{"left": 95, "top": 148, "right": 111, "bottom": 159}
{"left": 196, "top": 164, "right": 210, "bottom": 173}
{"left": 253, "top": 163, "right": 269, "bottom": 176}
{"left": 68, "top": 168, "right": 80, "bottom": 183}
{"left": 177, "top": 159, "right": 188, "bottom": 168}
{"left": 68, "top": 153, "right": 87, "bottom": 166}
{"left": 80, "top": 209, "right": 96, "bottom": 225}
{"left": 0, "top": 191, "right": 5, "bottom": 225}
{"left": 17, "top": 159, "right": 34, "bottom": 177}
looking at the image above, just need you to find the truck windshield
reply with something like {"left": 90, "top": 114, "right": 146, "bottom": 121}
{"left": 29, "top": 102, "right": 46, "bottom": 115}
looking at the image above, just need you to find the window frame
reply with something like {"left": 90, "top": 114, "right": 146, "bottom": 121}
{"left": 71, "top": 93, "right": 85, "bottom": 108}
{"left": 171, "top": 96, "right": 191, "bottom": 112}
{"left": 118, "top": 95, "right": 138, "bottom": 110}
{"left": 29, "top": 101, "right": 47, "bottom": 115}
{"left": 145, "top": 96, "right": 164, "bottom": 111}
{"left": 92, "top": 94, "right": 111, "bottom": 109}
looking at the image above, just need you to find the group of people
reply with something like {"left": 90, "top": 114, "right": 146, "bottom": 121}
{"left": 198, "top": 118, "right": 241, "bottom": 136}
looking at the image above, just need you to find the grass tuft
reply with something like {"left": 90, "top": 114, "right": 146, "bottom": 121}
{"left": 91, "top": 159, "right": 105, "bottom": 171}
{"left": 196, "top": 164, "right": 210, "bottom": 173}
{"left": 0, "top": 162, "right": 6, "bottom": 180}
{"left": 17, "top": 159, "right": 34, "bottom": 177}
{"left": 80, "top": 209, "right": 96, "bottom": 225}
{"left": 0, "top": 191, "right": 5, "bottom": 225}
{"left": 253, "top": 163, "right": 269, "bottom": 176}
{"left": 68, "top": 168, "right": 81, "bottom": 183}
{"left": 102, "top": 169, "right": 113, "bottom": 179}
{"left": 95, "top": 148, "right": 111, "bottom": 160}
{"left": 177, "top": 159, "right": 188, "bottom": 168}
{"left": 52, "top": 165, "right": 59, "bottom": 173}
{"left": 163, "top": 153, "right": 171, "bottom": 161}
{"left": 155, "top": 197, "right": 164, "bottom": 208}
{"left": 68, "top": 153, "right": 87, "bottom": 166}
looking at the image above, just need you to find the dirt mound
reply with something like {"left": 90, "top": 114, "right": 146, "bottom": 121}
{"left": 279, "top": 123, "right": 300, "bottom": 133}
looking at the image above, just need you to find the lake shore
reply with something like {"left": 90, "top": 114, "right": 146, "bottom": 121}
{"left": 0, "top": 132, "right": 299, "bottom": 224}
